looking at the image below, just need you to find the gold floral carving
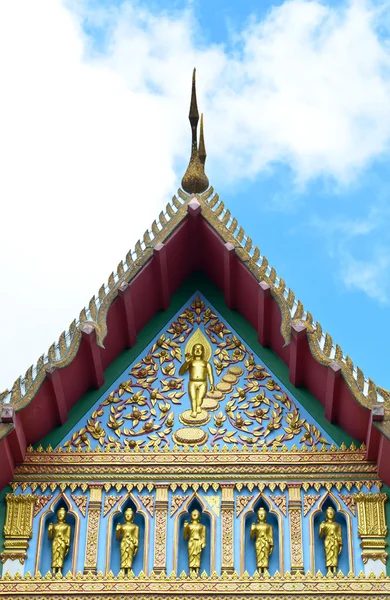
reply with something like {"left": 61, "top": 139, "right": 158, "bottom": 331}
{"left": 138, "top": 495, "right": 155, "bottom": 517}
{"left": 287, "top": 485, "right": 304, "bottom": 574}
{"left": 236, "top": 495, "right": 253, "bottom": 517}
{"left": 1, "top": 494, "right": 36, "bottom": 564}
{"left": 303, "top": 494, "right": 320, "bottom": 516}
{"left": 269, "top": 495, "right": 287, "bottom": 517}
{"left": 221, "top": 485, "right": 235, "bottom": 573}
{"left": 58, "top": 297, "right": 334, "bottom": 454}
{"left": 70, "top": 494, "right": 87, "bottom": 517}
{"left": 170, "top": 495, "right": 189, "bottom": 516}
{"left": 153, "top": 485, "right": 168, "bottom": 573}
{"left": 84, "top": 486, "right": 103, "bottom": 574}
{"left": 103, "top": 495, "right": 121, "bottom": 517}
{"left": 339, "top": 493, "right": 356, "bottom": 515}
{"left": 33, "top": 494, "right": 54, "bottom": 517}
{"left": 355, "top": 492, "right": 388, "bottom": 564}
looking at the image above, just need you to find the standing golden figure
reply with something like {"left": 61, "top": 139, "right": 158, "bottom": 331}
{"left": 179, "top": 330, "right": 214, "bottom": 418}
{"left": 319, "top": 507, "right": 342, "bottom": 574}
{"left": 48, "top": 507, "right": 71, "bottom": 574}
{"left": 250, "top": 508, "right": 274, "bottom": 573}
{"left": 116, "top": 508, "right": 139, "bottom": 576}
{"left": 183, "top": 509, "right": 206, "bottom": 576}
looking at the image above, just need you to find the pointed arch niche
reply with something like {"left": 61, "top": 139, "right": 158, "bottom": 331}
{"left": 105, "top": 494, "right": 148, "bottom": 576}
{"left": 173, "top": 494, "right": 215, "bottom": 576}
{"left": 309, "top": 492, "right": 353, "bottom": 575}
{"left": 241, "top": 495, "right": 283, "bottom": 576}
{"left": 35, "top": 493, "right": 79, "bottom": 576}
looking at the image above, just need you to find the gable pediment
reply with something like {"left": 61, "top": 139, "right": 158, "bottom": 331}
{"left": 58, "top": 292, "right": 334, "bottom": 453}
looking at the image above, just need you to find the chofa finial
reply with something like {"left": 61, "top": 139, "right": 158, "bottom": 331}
{"left": 181, "top": 69, "right": 209, "bottom": 195}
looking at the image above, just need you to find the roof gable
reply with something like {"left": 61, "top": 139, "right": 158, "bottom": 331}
{"left": 0, "top": 188, "right": 389, "bottom": 490}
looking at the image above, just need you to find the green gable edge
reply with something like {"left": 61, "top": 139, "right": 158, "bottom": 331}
{"left": 36, "top": 272, "right": 355, "bottom": 450}
{"left": 3, "top": 273, "right": 388, "bottom": 577}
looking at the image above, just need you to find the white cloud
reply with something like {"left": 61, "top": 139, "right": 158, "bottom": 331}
{"left": 1, "top": 0, "right": 390, "bottom": 390}
{"left": 341, "top": 252, "right": 390, "bottom": 302}
{"left": 311, "top": 207, "right": 390, "bottom": 302}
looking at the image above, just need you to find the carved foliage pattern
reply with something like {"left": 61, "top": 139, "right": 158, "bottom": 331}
{"left": 289, "top": 509, "right": 303, "bottom": 568}
{"left": 303, "top": 494, "right": 320, "bottom": 516}
{"left": 154, "top": 509, "right": 168, "bottom": 569}
{"left": 222, "top": 509, "right": 234, "bottom": 568}
{"left": 235, "top": 495, "right": 253, "bottom": 517}
{"left": 103, "top": 496, "right": 121, "bottom": 517}
{"left": 269, "top": 495, "right": 287, "bottom": 517}
{"left": 170, "top": 495, "right": 189, "bottom": 517}
{"left": 71, "top": 494, "right": 87, "bottom": 517}
{"left": 61, "top": 296, "right": 332, "bottom": 452}
{"left": 33, "top": 495, "right": 54, "bottom": 517}
{"left": 84, "top": 509, "right": 101, "bottom": 571}
{"left": 339, "top": 494, "right": 356, "bottom": 516}
{"left": 139, "top": 495, "right": 155, "bottom": 517}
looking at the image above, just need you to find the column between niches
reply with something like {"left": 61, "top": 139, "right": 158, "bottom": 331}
{"left": 221, "top": 484, "right": 235, "bottom": 574}
{"left": 287, "top": 484, "right": 304, "bottom": 574}
{"left": 0, "top": 494, "right": 36, "bottom": 576}
{"left": 153, "top": 484, "right": 169, "bottom": 574}
{"left": 84, "top": 485, "right": 103, "bottom": 574}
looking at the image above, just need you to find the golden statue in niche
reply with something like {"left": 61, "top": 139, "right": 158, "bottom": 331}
{"left": 183, "top": 509, "right": 207, "bottom": 575}
{"left": 48, "top": 507, "right": 71, "bottom": 574}
{"left": 179, "top": 329, "right": 214, "bottom": 418}
{"left": 319, "top": 506, "right": 343, "bottom": 574}
{"left": 250, "top": 507, "right": 274, "bottom": 573}
{"left": 116, "top": 508, "right": 139, "bottom": 575}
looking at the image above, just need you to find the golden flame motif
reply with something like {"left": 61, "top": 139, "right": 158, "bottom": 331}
{"left": 181, "top": 69, "right": 209, "bottom": 194}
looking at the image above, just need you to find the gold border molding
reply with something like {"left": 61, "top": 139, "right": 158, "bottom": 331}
{"left": 12, "top": 446, "right": 378, "bottom": 484}
{"left": 0, "top": 571, "right": 390, "bottom": 599}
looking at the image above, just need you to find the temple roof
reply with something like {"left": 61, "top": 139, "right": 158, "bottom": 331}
{"left": 0, "top": 73, "right": 389, "bottom": 491}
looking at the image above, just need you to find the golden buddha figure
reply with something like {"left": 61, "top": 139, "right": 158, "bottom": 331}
{"left": 48, "top": 507, "right": 71, "bottom": 574}
{"left": 179, "top": 342, "right": 214, "bottom": 418}
{"left": 183, "top": 509, "right": 206, "bottom": 576}
{"left": 116, "top": 508, "right": 139, "bottom": 575}
{"left": 250, "top": 507, "right": 274, "bottom": 573}
{"left": 319, "top": 506, "right": 342, "bottom": 574}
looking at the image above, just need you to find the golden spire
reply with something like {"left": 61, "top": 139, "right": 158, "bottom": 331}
{"left": 181, "top": 69, "right": 209, "bottom": 194}
{"left": 198, "top": 113, "right": 206, "bottom": 166}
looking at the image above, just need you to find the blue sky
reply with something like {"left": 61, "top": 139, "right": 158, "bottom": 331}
{"left": 0, "top": 0, "right": 390, "bottom": 395}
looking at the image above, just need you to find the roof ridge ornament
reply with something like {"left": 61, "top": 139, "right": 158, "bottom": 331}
{"left": 181, "top": 69, "right": 209, "bottom": 195}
